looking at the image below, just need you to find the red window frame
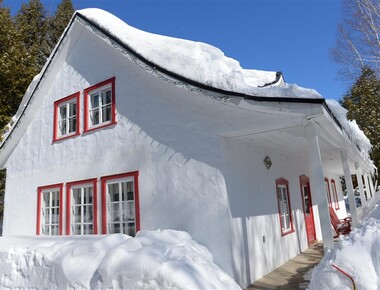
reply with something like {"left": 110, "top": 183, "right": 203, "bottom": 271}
{"left": 275, "top": 178, "right": 295, "bottom": 236}
{"left": 324, "top": 177, "right": 332, "bottom": 207}
{"left": 331, "top": 179, "right": 340, "bottom": 210}
{"left": 53, "top": 92, "right": 80, "bottom": 142}
{"left": 101, "top": 171, "right": 140, "bottom": 235}
{"left": 83, "top": 77, "right": 116, "bottom": 133}
{"left": 66, "top": 178, "right": 98, "bottom": 235}
{"left": 36, "top": 183, "right": 64, "bottom": 235}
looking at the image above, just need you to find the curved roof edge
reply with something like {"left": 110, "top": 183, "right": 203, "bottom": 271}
{"left": 0, "top": 10, "right": 366, "bottom": 168}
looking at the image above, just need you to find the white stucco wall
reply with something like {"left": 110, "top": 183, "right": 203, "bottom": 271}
{"left": 2, "top": 21, "right": 328, "bottom": 287}
{"left": 222, "top": 137, "right": 313, "bottom": 282}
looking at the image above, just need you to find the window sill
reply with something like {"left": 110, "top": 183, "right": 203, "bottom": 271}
{"left": 84, "top": 121, "right": 117, "bottom": 134}
{"left": 52, "top": 132, "right": 80, "bottom": 143}
{"left": 281, "top": 229, "right": 295, "bottom": 236}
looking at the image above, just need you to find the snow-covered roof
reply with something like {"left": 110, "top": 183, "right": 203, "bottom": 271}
{"left": 78, "top": 8, "right": 322, "bottom": 99}
{"left": 0, "top": 8, "right": 373, "bottom": 168}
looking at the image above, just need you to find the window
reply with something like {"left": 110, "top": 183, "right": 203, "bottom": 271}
{"left": 53, "top": 92, "right": 80, "bottom": 141}
{"left": 275, "top": 178, "right": 294, "bottom": 235}
{"left": 101, "top": 171, "right": 140, "bottom": 236}
{"left": 324, "top": 178, "right": 332, "bottom": 206}
{"left": 84, "top": 77, "right": 116, "bottom": 132}
{"left": 331, "top": 179, "right": 340, "bottom": 210}
{"left": 66, "top": 179, "right": 98, "bottom": 235}
{"left": 36, "top": 184, "right": 63, "bottom": 235}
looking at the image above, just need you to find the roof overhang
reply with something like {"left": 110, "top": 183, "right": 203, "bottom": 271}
{"left": 0, "top": 11, "right": 369, "bottom": 172}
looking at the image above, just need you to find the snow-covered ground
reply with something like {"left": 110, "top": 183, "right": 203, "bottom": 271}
{"left": 0, "top": 229, "right": 240, "bottom": 289}
{"left": 309, "top": 192, "right": 380, "bottom": 290}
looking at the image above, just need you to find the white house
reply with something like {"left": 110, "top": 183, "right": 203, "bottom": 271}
{"left": 0, "top": 8, "right": 376, "bottom": 288}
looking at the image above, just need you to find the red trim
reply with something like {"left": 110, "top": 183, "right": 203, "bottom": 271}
{"left": 53, "top": 92, "right": 80, "bottom": 142}
{"left": 36, "top": 183, "right": 64, "bottom": 235}
{"left": 66, "top": 178, "right": 98, "bottom": 235}
{"left": 275, "top": 178, "right": 295, "bottom": 236}
{"left": 299, "top": 175, "right": 313, "bottom": 215}
{"left": 299, "top": 175, "right": 316, "bottom": 245}
{"left": 324, "top": 177, "right": 332, "bottom": 206}
{"left": 331, "top": 179, "right": 340, "bottom": 210}
{"left": 83, "top": 77, "right": 116, "bottom": 133}
{"left": 101, "top": 171, "right": 140, "bottom": 234}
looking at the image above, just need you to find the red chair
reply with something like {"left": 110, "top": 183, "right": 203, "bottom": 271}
{"left": 329, "top": 207, "right": 352, "bottom": 238}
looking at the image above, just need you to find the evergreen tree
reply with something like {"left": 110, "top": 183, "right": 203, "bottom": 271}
{"left": 341, "top": 67, "right": 380, "bottom": 179}
{"left": 0, "top": 0, "right": 35, "bottom": 129}
{"left": 0, "top": 0, "right": 75, "bottom": 228}
{"left": 15, "top": 0, "right": 47, "bottom": 69}
{"left": 43, "top": 0, "right": 74, "bottom": 58}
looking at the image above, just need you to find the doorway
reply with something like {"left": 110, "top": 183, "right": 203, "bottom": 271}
{"left": 300, "top": 175, "right": 316, "bottom": 246}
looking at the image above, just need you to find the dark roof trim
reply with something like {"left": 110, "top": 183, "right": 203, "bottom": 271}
{"left": 0, "top": 12, "right": 343, "bottom": 156}
{"left": 77, "top": 13, "right": 344, "bottom": 131}
{"left": 77, "top": 13, "right": 327, "bottom": 105}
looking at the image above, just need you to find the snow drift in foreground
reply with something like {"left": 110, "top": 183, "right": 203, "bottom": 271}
{"left": 309, "top": 195, "right": 380, "bottom": 290}
{"left": 0, "top": 229, "right": 240, "bottom": 289}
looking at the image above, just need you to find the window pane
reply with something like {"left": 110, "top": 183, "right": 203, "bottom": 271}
{"left": 72, "top": 188, "right": 81, "bottom": 205}
{"left": 52, "top": 191, "right": 59, "bottom": 206}
{"left": 124, "top": 223, "right": 135, "bottom": 236}
{"left": 123, "top": 202, "right": 135, "bottom": 221}
{"left": 108, "top": 223, "right": 120, "bottom": 234}
{"left": 69, "top": 102, "right": 76, "bottom": 116}
{"left": 84, "top": 224, "right": 93, "bottom": 235}
{"left": 102, "top": 89, "right": 112, "bottom": 105}
{"left": 83, "top": 187, "right": 93, "bottom": 204}
{"left": 59, "top": 105, "right": 67, "bottom": 119}
{"left": 108, "top": 183, "right": 119, "bottom": 202}
{"left": 52, "top": 208, "right": 59, "bottom": 223}
{"left": 90, "top": 109, "right": 99, "bottom": 125}
{"left": 123, "top": 182, "right": 134, "bottom": 201}
{"left": 59, "top": 120, "right": 67, "bottom": 135}
{"left": 43, "top": 193, "right": 50, "bottom": 207}
{"left": 44, "top": 208, "right": 50, "bottom": 223}
{"left": 83, "top": 205, "right": 93, "bottom": 222}
{"left": 73, "top": 224, "right": 81, "bottom": 235}
{"left": 73, "top": 205, "right": 81, "bottom": 223}
{"left": 69, "top": 117, "right": 76, "bottom": 133}
{"left": 109, "top": 203, "right": 120, "bottom": 222}
{"left": 91, "top": 94, "right": 99, "bottom": 109}
{"left": 102, "top": 105, "right": 111, "bottom": 122}
{"left": 51, "top": 225, "right": 59, "bottom": 235}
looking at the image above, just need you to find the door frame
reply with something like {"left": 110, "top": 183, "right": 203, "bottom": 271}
{"left": 299, "top": 175, "right": 316, "bottom": 246}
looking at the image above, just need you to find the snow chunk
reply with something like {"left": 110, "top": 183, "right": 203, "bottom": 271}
{"left": 77, "top": 8, "right": 322, "bottom": 99}
{"left": 309, "top": 192, "right": 380, "bottom": 290}
{"left": 0, "top": 230, "right": 240, "bottom": 289}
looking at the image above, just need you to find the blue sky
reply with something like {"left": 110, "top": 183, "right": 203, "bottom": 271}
{"left": 4, "top": 0, "right": 346, "bottom": 100}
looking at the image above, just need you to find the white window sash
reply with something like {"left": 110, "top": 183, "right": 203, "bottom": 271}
{"left": 58, "top": 100, "right": 77, "bottom": 136}
{"left": 88, "top": 86, "right": 112, "bottom": 128}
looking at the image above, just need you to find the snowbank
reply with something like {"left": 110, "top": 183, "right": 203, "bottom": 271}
{"left": 309, "top": 194, "right": 380, "bottom": 290}
{"left": 0, "top": 229, "right": 240, "bottom": 289}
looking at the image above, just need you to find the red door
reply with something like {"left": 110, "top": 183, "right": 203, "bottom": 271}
{"left": 300, "top": 176, "right": 316, "bottom": 246}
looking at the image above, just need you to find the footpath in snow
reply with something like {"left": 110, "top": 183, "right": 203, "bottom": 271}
{"left": 0, "top": 229, "right": 240, "bottom": 289}
{"left": 309, "top": 192, "right": 380, "bottom": 290}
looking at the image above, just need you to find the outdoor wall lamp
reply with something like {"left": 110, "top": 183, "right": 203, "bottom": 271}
{"left": 263, "top": 156, "right": 272, "bottom": 169}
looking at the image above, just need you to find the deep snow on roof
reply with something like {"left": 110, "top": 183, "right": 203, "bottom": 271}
{"left": 78, "top": 8, "right": 322, "bottom": 99}
{"left": 0, "top": 8, "right": 373, "bottom": 165}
